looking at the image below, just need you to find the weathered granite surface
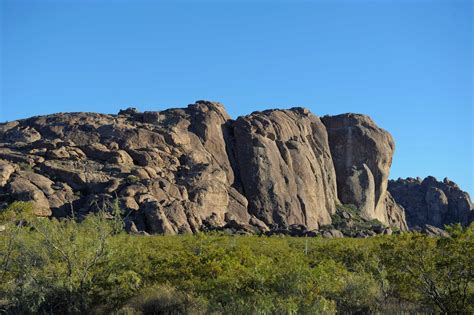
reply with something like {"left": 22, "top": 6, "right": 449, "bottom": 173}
{"left": 1, "top": 101, "right": 470, "bottom": 234}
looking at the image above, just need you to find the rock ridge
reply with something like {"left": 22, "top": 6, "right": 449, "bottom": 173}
{"left": 0, "top": 101, "right": 471, "bottom": 234}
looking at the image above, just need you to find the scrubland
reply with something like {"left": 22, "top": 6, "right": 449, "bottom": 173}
{"left": 0, "top": 201, "right": 472, "bottom": 314}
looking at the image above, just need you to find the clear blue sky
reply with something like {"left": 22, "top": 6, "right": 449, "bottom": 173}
{"left": 1, "top": 0, "right": 473, "bottom": 195}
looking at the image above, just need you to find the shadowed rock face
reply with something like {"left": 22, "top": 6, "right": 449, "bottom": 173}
{"left": 388, "top": 177, "right": 474, "bottom": 228}
{"left": 1, "top": 100, "right": 467, "bottom": 234}
{"left": 321, "top": 114, "right": 401, "bottom": 227}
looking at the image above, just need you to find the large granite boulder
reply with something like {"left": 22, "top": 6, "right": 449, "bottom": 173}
{"left": 233, "top": 108, "right": 338, "bottom": 230}
{"left": 0, "top": 160, "right": 15, "bottom": 187}
{"left": 321, "top": 114, "right": 399, "bottom": 226}
{"left": 383, "top": 191, "right": 408, "bottom": 231}
{"left": 388, "top": 176, "right": 473, "bottom": 228}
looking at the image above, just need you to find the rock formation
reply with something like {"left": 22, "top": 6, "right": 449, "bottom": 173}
{"left": 321, "top": 114, "right": 407, "bottom": 230}
{"left": 389, "top": 176, "right": 473, "bottom": 228}
{"left": 0, "top": 100, "right": 470, "bottom": 235}
{"left": 233, "top": 108, "right": 338, "bottom": 230}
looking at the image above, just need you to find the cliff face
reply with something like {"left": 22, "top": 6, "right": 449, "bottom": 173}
{"left": 321, "top": 114, "right": 407, "bottom": 231}
{"left": 389, "top": 177, "right": 473, "bottom": 229}
{"left": 233, "top": 108, "right": 338, "bottom": 230}
{"left": 0, "top": 101, "right": 470, "bottom": 234}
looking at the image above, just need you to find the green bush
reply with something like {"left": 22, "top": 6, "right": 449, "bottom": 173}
{"left": 0, "top": 201, "right": 35, "bottom": 223}
{"left": 117, "top": 285, "right": 206, "bottom": 315}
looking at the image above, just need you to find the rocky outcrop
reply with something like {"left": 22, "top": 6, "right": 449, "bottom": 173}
{"left": 411, "top": 224, "right": 450, "bottom": 237}
{"left": 0, "top": 102, "right": 347, "bottom": 233}
{"left": 0, "top": 160, "right": 15, "bottom": 187}
{"left": 388, "top": 177, "right": 473, "bottom": 228}
{"left": 0, "top": 101, "right": 249, "bottom": 232}
{"left": 233, "top": 108, "right": 338, "bottom": 230}
{"left": 321, "top": 114, "right": 400, "bottom": 227}
{"left": 1, "top": 100, "right": 467, "bottom": 234}
{"left": 383, "top": 191, "right": 408, "bottom": 231}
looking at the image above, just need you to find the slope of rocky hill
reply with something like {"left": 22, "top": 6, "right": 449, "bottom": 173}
{"left": 0, "top": 101, "right": 471, "bottom": 235}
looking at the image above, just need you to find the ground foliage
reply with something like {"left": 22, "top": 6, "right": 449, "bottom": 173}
{"left": 0, "top": 202, "right": 472, "bottom": 314}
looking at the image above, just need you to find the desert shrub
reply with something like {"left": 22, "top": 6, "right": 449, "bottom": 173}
{"left": 336, "top": 272, "right": 382, "bottom": 313}
{"left": 381, "top": 224, "right": 474, "bottom": 313}
{"left": 126, "top": 175, "right": 140, "bottom": 184}
{"left": 118, "top": 285, "right": 206, "bottom": 315}
{"left": 0, "top": 201, "right": 35, "bottom": 223}
{"left": 0, "top": 207, "right": 124, "bottom": 314}
{"left": 18, "top": 162, "right": 33, "bottom": 172}
{"left": 336, "top": 203, "right": 359, "bottom": 214}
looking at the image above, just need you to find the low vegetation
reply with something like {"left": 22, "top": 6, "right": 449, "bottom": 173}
{"left": 0, "top": 202, "right": 473, "bottom": 314}
{"left": 322, "top": 204, "right": 390, "bottom": 237}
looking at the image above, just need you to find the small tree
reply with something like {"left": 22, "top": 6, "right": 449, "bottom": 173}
{"left": 0, "top": 200, "right": 124, "bottom": 314}
{"left": 381, "top": 225, "right": 474, "bottom": 313}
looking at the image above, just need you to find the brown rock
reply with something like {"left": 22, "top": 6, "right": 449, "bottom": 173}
{"left": 322, "top": 229, "right": 344, "bottom": 238}
{"left": 383, "top": 191, "right": 408, "bottom": 231}
{"left": 0, "top": 160, "right": 15, "bottom": 187}
{"left": 40, "top": 160, "right": 110, "bottom": 191}
{"left": 142, "top": 201, "right": 176, "bottom": 234}
{"left": 322, "top": 114, "right": 400, "bottom": 227}
{"left": 16, "top": 170, "right": 55, "bottom": 195}
{"left": 121, "top": 197, "right": 140, "bottom": 211}
{"left": 81, "top": 143, "right": 112, "bottom": 161}
{"left": 5, "top": 127, "right": 41, "bottom": 143}
{"left": 7, "top": 176, "right": 51, "bottom": 216}
{"left": 46, "top": 185, "right": 78, "bottom": 216}
{"left": 412, "top": 224, "right": 450, "bottom": 237}
{"left": 47, "top": 147, "right": 71, "bottom": 159}
{"left": 120, "top": 184, "right": 147, "bottom": 198}
{"left": 132, "top": 168, "right": 150, "bottom": 180}
{"left": 0, "top": 148, "right": 37, "bottom": 165}
{"left": 389, "top": 176, "right": 473, "bottom": 228}
{"left": 109, "top": 150, "right": 134, "bottom": 165}
{"left": 233, "top": 108, "right": 338, "bottom": 230}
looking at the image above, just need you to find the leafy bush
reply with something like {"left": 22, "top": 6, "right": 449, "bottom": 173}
{"left": 327, "top": 203, "right": 388, "bottom": 237}
{"left": 117, "top": 285, "right": 206, "bottom": 315}
{"left": 0, "top": 201, "right": 35, "bottom": 223}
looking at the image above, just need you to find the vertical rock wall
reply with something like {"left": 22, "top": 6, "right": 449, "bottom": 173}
{"left": 233, "top": 108, "right": 338, "bottom": 230}
{"left": 321, "top": 113, "right": 405, "bottom": 228}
